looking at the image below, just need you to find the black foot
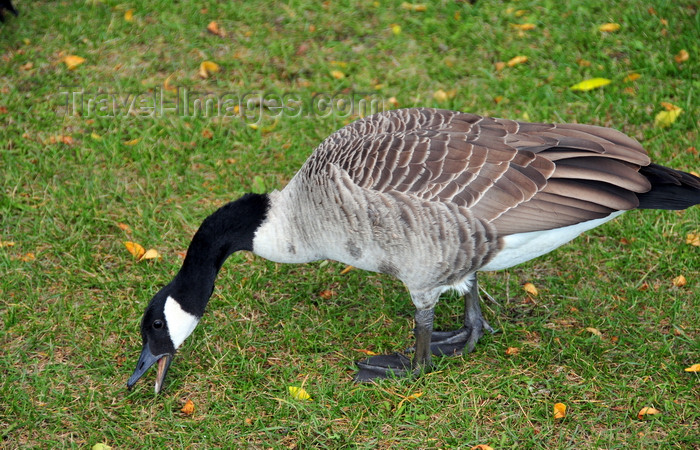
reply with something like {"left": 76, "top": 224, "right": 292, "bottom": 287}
{"left": 354, "top": 353, "right": 413, "bottom": 382}
{"left": 410, "top": 318, "right": 495, "bottom": 357}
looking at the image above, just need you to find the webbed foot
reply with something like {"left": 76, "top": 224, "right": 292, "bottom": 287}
{"left": 354, "top": 353, "right": 413, "bottom": 382}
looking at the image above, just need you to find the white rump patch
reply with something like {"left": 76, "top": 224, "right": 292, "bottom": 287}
{"left": 480, "top": 211, "right": 625, "bottom": 271}
{"left": 164, "top": 296, "right": 199, "bottom": 349}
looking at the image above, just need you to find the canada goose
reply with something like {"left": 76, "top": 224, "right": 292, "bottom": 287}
{"left": 127, "top": 108, "right": 700, "bottom": 393}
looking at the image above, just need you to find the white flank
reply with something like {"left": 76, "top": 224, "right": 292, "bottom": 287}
{"left": 480, "top": 211, "right": 625, "bottom": 271}
{"left": 164, "top": 296, "right": 199, "bottom": 349}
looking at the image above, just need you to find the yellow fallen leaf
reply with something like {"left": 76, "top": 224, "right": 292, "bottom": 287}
{"left": 433, "top": 89, "right": 448, "bottom": 102}
{"left": 686, "top": 233, "right": 700, "bottom": 246}
{"left": 163, "top": 74, "right": 177, "bottom": 92}
{"left": 19, "top": 252, "right": 35, "bottom": 262}
{"left": 391, "top": 24, "right": 402, "bottom": 35}
{"left": 523, "top": 282, "right": 538, "bottom": 296}
{"left": 586, "top": 327, "right": 602, "bottom": 337}
{"left": 140, "top": 248, "right": 160, "bottom": 261}
{"left": 199, "top": 61, "right": 220, "bottom": 79}
{"left": 637, "top": 406, "right": 660, "bottom": 419}
{"left": 623, "top": 73, "right": 641, "bottom": 82}
{"left": 598, "top": 23, "right": 620, "bottom": 32}
{"left": 505, "top": 347, "right": 519, "bottom": 355}
{"left": 92, "top": 444, "right": 112, "bottom": 450}
{"left": 406, "top": 392, "right": 423, "bottom": 400}
{"left": 90, "top": 132, "right": 102, "bottom": 141}
{"left": 207, "top": 21, "right": 226, "bottom": 37}
{"left": 660, "top": 101, "right": 680, "bottom": 111}
{"left": 554, "top": 402, "right": 567, "bottom": 419}
{"left": 674, "top": 49, "right": 689, "bottom": 64}
{"left": 511, "top": 23, "right": 536, "bottom": 30}
{"left": 117, "top": 223, "right": 132, "bottom": 233}
{"left": 570, "top": 78, "right": 611, "bottom": 91}
{"left": 63, "top": 55, "right": 86, "bottom": 70}
{"left": 340, "top": 265, "right": 354, "bottom": 275}
{"left": 330, "top": 70, "right": 345, "bottom": 79}
{"left": 123, "top": 138, "right": 140, "bottom": 146}
{"left": 654, "top": 108, "right": 683, "bottom": 128}
{"left": 289, "top": 386, "right": 312, "bottom": 401}
{"left": 0, "top": 241, "right": 16, "bottom": 248}
{"left": 684, "top": 364, "right": 700, "bottom": 372}
{"left": 387, "top": 97, "right": 399, "bottom": 107}
{"left": 494, "top": 61, "right": 505, "bottom": 71}
{"left": 124, "top": 241, "right": 146, "bottom": 259}
{"left": 124, "top": 9, "right": 134, "bottom": 22}
{"left": 471, "top": 445, "right": 494, "bottom": 450}
{"left": 181, "top": 399, "right": 195, "bottom": 415}
{"left": 247, "top": 123, "right": 258, "bottom": 130}
{"left": 507, "top": 55, "right": 528, "bottom": 67}
{"left": 401, "top": 2, "right": 427, "bottom": 12}
{"left": 355, "top": 348, "right": 379, "bottom": 356}
{"left": 671, "top": 275, "right": 686, "bottom": 287}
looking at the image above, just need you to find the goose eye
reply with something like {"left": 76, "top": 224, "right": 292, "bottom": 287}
{"left": 153, "top": 320, "right": 164, "bottom": 329}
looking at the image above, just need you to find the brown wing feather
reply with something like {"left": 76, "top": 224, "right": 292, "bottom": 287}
{"left": 304, "top": 108, "right": 652, "bottom": 235}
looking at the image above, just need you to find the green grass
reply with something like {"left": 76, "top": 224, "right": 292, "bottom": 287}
{"left": 1, "top": 0, "right": 698, "bottom": 448}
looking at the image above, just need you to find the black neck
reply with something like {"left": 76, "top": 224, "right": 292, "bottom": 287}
{"left": 172, "top": 193, "right": 269, "bottom": 316}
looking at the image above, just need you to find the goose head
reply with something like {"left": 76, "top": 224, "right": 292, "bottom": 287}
{"left": 127, "top": 283, "right": 200, "bottom": 393}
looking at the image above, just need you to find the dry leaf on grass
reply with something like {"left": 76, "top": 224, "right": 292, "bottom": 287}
{"left": 570, "top": 77, "right": 611, "bottom": 91}
{"left": 140, "top": 248, "right": 160, "bottom": 261}
{"left": 511, "top": 23, "right": 535, "bottom": 30}
{"left": 507, "top": 55, "right": 528, "bottom": 67}
{"left": 505, "top": 347, "right": 520, "bottom": 355}
{"left": 674, "top": 49, "right": 689, "bottom": 64}
{"left": 686, "top": 233, "right": 700, "bottom": 246}
{"left": 63, "top": 55, "right": 85, "bottom": 70}
{"left": 623, "top": 73, "right": 641, "bottom": 82}
{"left": 318, "top": 290, "right": 335, "bottom": 300}
{"left": 289, "top": 386, "right": 312, "bottom": 401}
{"left": 654, "top": 105, "right": 682, "bottom": 128}
{"left": 355, "top": 349, "right": 379, "bottom": 356}
{"left": 684, "top": 364, "right": 700, "bottom": 372}
{"left": 586, "top": 327, "right": 602, "bottom": 337}
{"left": 199, "top": 61, "right": 220, "bottom": 79}
{"left": 207, "top": 21, "right": 226, "bottom": 37}
{"left": 598, "top": 23, "right": 620, "bottom": 32}
{"left": 637, "top": 406, "right": 660, "bottom": 419}
{"left": 124, "top": 241, "right": 146, "bottom": 259}
{"left": 554, "top": 402, "right": 567, "bottom": 419}
{"left": 124, "top": 9, "right": 134, "bottom": 22}
{"left": 671, "top": 275, "right": 686, "bottom": 287}
{"left": 330, "top": 70, "right": 345, "bottom": 79}
{"left": 471, "top": 445, "right": 494, "bottom": 450}
{"left": 181, "top": 399, "right": 195, "bottom": 415}
{"left": 523, "top": 282, "right": 538, "bottom": 296}
{"left": 401, "top": 2, "right": 427, "bottom": 12}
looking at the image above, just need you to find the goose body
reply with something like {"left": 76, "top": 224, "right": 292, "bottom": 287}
{"left": 128, "top": 108, "right": 700, "bottom": 392}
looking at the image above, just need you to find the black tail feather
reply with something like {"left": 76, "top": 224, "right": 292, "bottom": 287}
{"left": 0, "top": 0, "right": 17, "bottom": 22}
{"left": 637, "top": 163, "right": 700, "bottom": 210}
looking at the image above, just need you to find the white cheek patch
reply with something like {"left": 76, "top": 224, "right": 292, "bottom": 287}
{"left": 164, "top": 296, "right": 199, "bottom": 349}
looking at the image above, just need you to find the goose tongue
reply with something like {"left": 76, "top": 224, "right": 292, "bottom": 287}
{"left": 127, "top": 344, "right": 173, "bottom": 394}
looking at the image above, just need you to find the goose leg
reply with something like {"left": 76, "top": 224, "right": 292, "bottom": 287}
{"left": 354, "top": 308, "right": 435, "bottom": 382}
{"left": 424, "top": 274, "right": 495, "bottom": 356}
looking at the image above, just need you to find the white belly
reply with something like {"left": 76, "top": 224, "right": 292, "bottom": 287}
{"left": 480, "top": 211, "right": 625, "bottom": 271}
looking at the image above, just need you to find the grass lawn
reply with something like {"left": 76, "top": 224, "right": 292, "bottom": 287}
{"left": 1, "top": 0, "right": 698, "bottom": 448}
